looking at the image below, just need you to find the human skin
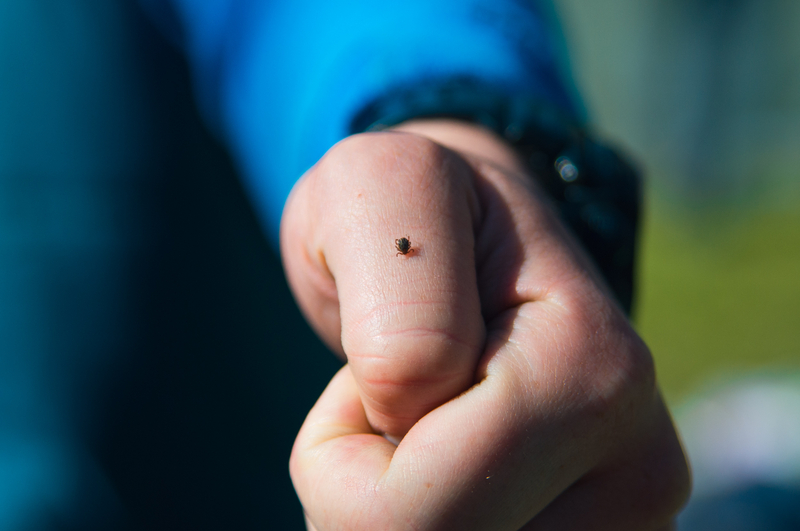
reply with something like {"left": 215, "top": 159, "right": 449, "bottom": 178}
{"left": 281, "top": 119, "right": 690, "bottom": 530}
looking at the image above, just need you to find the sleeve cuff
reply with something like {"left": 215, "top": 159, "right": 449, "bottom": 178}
{"left": 151, "top": 0, "right": 584, "bottom": 243}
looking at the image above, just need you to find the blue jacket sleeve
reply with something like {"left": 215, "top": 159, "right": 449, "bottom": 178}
{"left": 143, "top": 0, "right": 584, "bottom": 242}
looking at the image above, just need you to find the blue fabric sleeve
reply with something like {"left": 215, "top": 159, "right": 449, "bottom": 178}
{"left": 147, "top": 0, "right": 583, "bottom": 242}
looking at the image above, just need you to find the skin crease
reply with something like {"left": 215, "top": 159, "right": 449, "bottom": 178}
{"left": 281, "top": 120, "right": 690, "bottom": 530}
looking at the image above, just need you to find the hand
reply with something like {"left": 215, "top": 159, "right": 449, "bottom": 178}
{"left": 281, "top": 120, "right": 690, "bottom": 530}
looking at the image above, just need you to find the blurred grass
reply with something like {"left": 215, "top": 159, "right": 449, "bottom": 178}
{"left": 635, "top": 195, "right": 800, "bottom": 405}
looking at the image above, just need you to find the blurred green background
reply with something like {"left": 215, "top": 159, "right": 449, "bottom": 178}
{"left": 554, "top": 0, "right": 800, "bottom": 405}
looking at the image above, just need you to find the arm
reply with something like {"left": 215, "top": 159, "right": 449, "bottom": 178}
{"left": 141, "top": 0, "right": 583, "bottom": 241}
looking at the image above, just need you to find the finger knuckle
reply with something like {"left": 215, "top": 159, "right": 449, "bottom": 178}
{"left": 557, "top": 283, "right": 657, "bottom": 417}
{"left": 354, "top": 325, "right": 473, "bottom": 383}
{"left": 346, "top": 324, "right": 478, "bottom": 421}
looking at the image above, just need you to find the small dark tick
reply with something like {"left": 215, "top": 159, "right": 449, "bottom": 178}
{"left": 395, "top": 236, "right": 413, "bottom": 256}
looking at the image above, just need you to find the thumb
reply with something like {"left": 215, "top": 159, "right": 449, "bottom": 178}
{"left": 281, "top": 132, "right": 485, "bottom": 440}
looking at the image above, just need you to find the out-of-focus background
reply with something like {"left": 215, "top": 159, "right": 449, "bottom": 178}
{"left": 554, "top": 0, "right": 800, "bottom": 405}
{"left": 555, "top": 4, "right": 800, "bottom": 526}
